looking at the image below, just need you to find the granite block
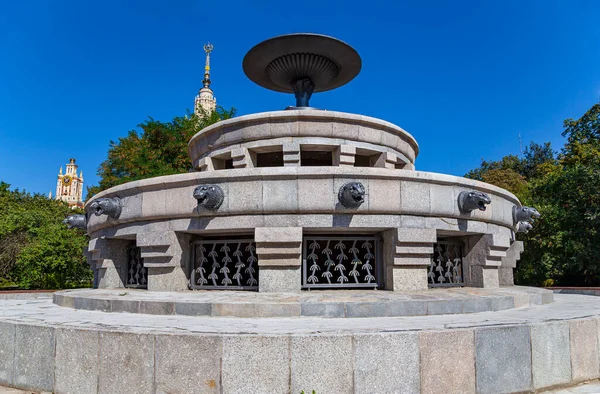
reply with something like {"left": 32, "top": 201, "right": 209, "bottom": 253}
{"left": 175, "top": 302, "right": 212, "bottom": 316}
{"left": 346, "top": 302, "right": 389, "bottom": 318}
{"left": 228, "top": 181, "right": 263, "bottom": 213}
{"left": 291, "top": 335, "right": 353, "bottom": 394}
{"left": 570, "top": 319, "right": 600, "bottom": 381}
{"left": 530, "top": 322, "right": 571, "bottom": 389}
{"left": 298, "top": 177, "right": 334, "bottom": 211}
{"left": 354, "top": 332, "right": 420, "bottom": 394}
{"left": 110, "top": 299, "right": 140, "bottom": 313}
{"left": 400, "top": 181, "right": 431, "bottom": 214}
{"left": 368, "top": 179, "right": 401, "bottom": 212}
{"left": 262, "top": 180, "right": 299, "bottom": 212}
{"left": 98, "top": 332, "right": 154, "bottom": 394}
{"left": 427, "top": 300, "right": 463, "bottom": 315}
{"left": 301, "top": 302, "right": 345, "bottom": 317}
{"left": 89, "top": 297, "right": 111, "bottom": 312}
{"left": 420, "top": 329, "right": 475, "bottom": 394}
{"left": 0, "top": 322, "right": 15, "bottom": 385}
{"left": 14, "top": 324, "right": 54, "bottom": 392}
{"left": 462, "top": 297, "right": 492, "bottom": 313}
{"left": 388, "top": 266, "right": 428, "bottom": 291}
{"left": 490, "top": 296, "right": 515, "bottom": 311}
{"left": 430, "top": 183, "right": 455, "bottom": 216}
{"left": 475, "top": 325, "right": 532, "bottom": 393}
{"left": 259, "top": 267, "right": 301, "bottom": 293}
{"left": 55, "top": 328, "right": 99, "bottom": 394}
{"left": 155, "top": 334, "right": 221, "bottom": 394}
{"left": 139, "top": 300, "right": 175, "bottom": 315}
{"left": 222, "top": 335, "right": 289, "bottom": 394}
{"left": 388, "top": 300, "right": 427, "bottom": 316}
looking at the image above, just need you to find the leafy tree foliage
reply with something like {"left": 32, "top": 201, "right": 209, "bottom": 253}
{"left": 87, "top": 107, "right": 236, "bottom": 197}
{"left": 466, "top": 101, "right": 600, "bottom": 286}
{"left": 0, "top": 182, "right": 91, "bottom": 289}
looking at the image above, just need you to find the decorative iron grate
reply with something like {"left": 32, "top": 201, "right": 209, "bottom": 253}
{"left": 126, "top": 246, "right": 147, "bottom": 289}
{"left": 428, "top": 241, "right": 465, "bottom": 287}
{"left": 190, "top": 239, "right": 259, "bottom": 290}
{"left": 302, "top": 236, "right": 382, "bottom": 289}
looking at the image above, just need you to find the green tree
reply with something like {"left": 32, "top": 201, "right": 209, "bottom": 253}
{"left": 466, "top": 101, "right": 600, "bottom": 286}
{"left": 525, "top": 102, "right": 600, "bottom": 285}
{"left": 0, "top": 182, "right": 91, "bottom": 289}
{"left": 87, "top": 107, "right": 236, "bottom": 197}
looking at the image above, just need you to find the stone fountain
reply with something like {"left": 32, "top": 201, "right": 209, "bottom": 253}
{"left": 2, "top": 34, "right": 598, "bottom": 394}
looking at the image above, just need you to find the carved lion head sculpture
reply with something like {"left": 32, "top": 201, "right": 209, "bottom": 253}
{"left": 338, "top": 182, "right": 366, "bottom": 208}
{"left": 193, "top": 184, "right": 224, "bottom": 210}
{"left": 458, "top": 191, "right": 492, "bottom": 213}
{"left": 516, "top": 221, "right": 533, "bottom": 233}
{"left": 88, "top": 197, "right": 121, "bottom": 219}
{"left": 513, "top": 206, "right": 541, "bottom": 224}
{"left": 62, "top": 214, "right": 87, "bottom": 230}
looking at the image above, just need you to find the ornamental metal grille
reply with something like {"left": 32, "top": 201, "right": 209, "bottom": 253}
{"left": 126, "top": 246, "right": 147, "bottom": 289}
{"left": 302, "top": 236, "right": 382, "bottom": 289}
{"left": 190, "top": 239, "right": 259, "bottom": 290}
{"left": 428, "top": 241, "right": 465, "bottom": 288}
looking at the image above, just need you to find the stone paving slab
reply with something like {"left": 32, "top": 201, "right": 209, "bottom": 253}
{"left": 52, "top": 286, "right": 553, "bottom": 318}
{"left": 0, "top": 294, "right": 595, "bottom": 335}
{"left": 541, "top": 380, "right": 600, "bottom": 393}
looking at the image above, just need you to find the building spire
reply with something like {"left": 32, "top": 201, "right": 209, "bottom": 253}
{"left": 194, "top": 42, "right": 217, "bottom": 116}
{"left": 203, "top": 42, "right": 213, "bottom": 89}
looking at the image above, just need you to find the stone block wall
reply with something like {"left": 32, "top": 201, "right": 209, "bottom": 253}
{"left": 2, "top": 315, "right": 600, "bottom": 393}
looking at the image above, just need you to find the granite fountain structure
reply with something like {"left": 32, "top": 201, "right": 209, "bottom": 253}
{"left": 2, "top": 34, "right": 600, "bottom": 394}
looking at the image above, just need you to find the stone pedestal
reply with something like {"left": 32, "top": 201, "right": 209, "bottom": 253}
{"left": 232, "top": 147, "right": 253, "bottom": 169}
{"left": 138, "top": 231, "right": 191, "bottom": 291}
{"left": 463, "top": 234, "right": 511, "bottom": 288}
{"left": 499, "top": 241, "right": 524, "bottom": 286}
{"left": 384, "top": 228, "right": 436, "bottom": 291}
{"left": 87, "top": 238, "right": 129, "bottom": 289}
{"left": 255, "top": 227, "right": 302, "bottom": 292}
{"left": 283, "top": 143, "right": 300, "bottom": 167}
{"left": 334, "top": 145, "right": 356, "bottom": 167}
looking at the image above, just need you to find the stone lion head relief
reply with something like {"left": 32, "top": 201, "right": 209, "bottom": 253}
{"left": 338, "top": 182, "right": 366, "bottom": 208}
{"left": 193, "top": 184, "right": 224, "bottom": 210}
{"left": 513, "top": 206, "right": 541, "bottom": 224}
{"left": 88, "top": 197, "right": 122, "bottom": 219}
{"left": 513, "top": 206, "right": 541, "bottom": 233}
{"left": 516, "top": 221, "right": 533, "bottom": 233}
{"left": 458, "top": 190, "right": 492, "bottom": 213}
{"left": 62, "top": 214, "right": 87, "bottom": 230}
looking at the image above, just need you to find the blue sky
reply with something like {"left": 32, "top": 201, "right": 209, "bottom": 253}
{"left": 1, "top": 1, "right": 599, "bottom": 198}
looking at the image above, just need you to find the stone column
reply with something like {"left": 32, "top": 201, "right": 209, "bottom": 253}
{"left": 255, "top": 227, "right": 302, "bottom": 292}
{"left": 499, "top": 240, "right": 524, "bottom": 286}
{"left": 374, "top": 152, "right": 398, "bottom": 169}
{"left": 197, "top": 157, "right": 215, "bottom": 172}
{"left": 231, "top": 147, "right": 254, "bottom": 169}
{"left": 137, "top": 231, "right": 191, "bottom": 291}
{"left": 463, "top": 233, "right": 511, "bottom": 288}
{"left": 383, "top": 228, "right": 436, "bottom": 291}
{"left": 87, "top": 238, "right": 129, "bottom": 288}
{"left": 334, "top": 145, "right": 356, "bottom": 167}
{"left": 283, "top": 142, "right": 300, "bottom": 167}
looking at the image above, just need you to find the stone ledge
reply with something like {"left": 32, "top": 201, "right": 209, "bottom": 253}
{"left": 52, "top": 286, "right": 553, "bottom": 318}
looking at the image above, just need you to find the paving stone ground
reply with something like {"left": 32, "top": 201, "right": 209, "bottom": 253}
{"left": 0, "top": 294, "right": 597, "bottom": 335}
{"left": 1, "top": 381, "right": 600, "bottom": 393}
{"left": 541, "top": 380, "right": 600, "bottom": 393}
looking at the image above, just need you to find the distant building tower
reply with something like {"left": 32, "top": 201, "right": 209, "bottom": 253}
{"left": 194, "top": 42, "right": 217, "bottom": 116}
{"left": 56, "top": 158, "right": 84, "bottom": 209}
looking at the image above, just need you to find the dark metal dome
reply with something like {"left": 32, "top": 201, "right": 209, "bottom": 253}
{"left": 243, "top": 33, "right": 362, "bottom": 108}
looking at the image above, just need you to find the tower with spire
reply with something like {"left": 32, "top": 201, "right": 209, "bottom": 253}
{"left": 55, "top": 158, "right": 84, "bottom": 209}
{"left": 194, "top": 42, "right": 217, "bottom": 116}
